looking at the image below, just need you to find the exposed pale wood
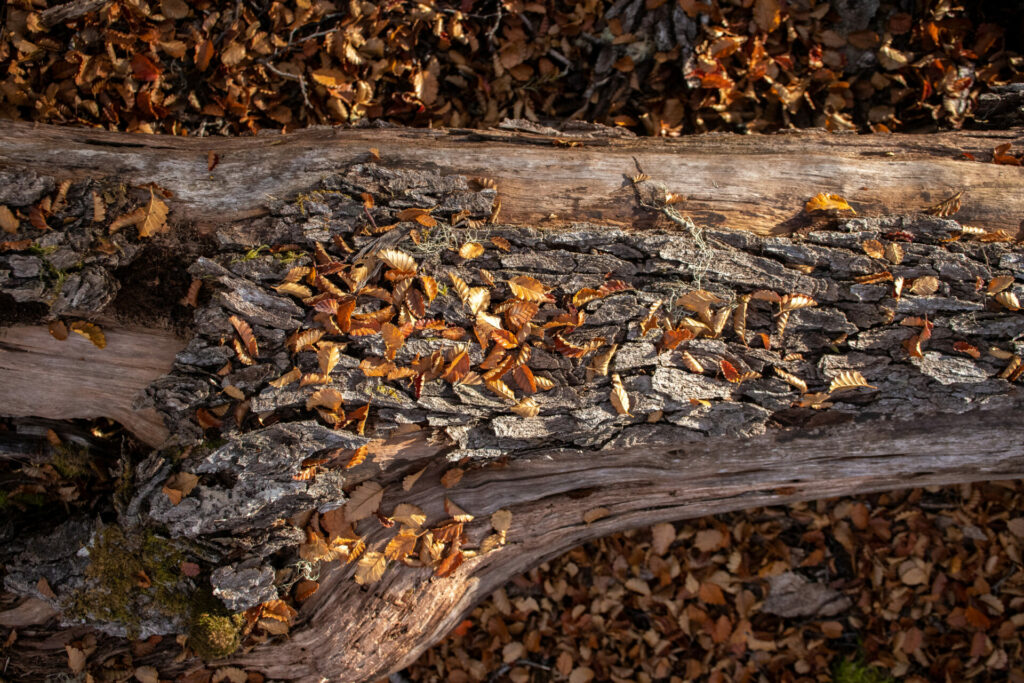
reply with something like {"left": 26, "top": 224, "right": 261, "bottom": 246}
{"left": 0, "top": 324, "right": 181, "bottom": 447}
{"left": 0, "top": 120, "right": 1022, "bottom": 237}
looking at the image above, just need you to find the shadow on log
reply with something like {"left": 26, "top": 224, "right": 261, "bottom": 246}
{"left": 0, "top": 123, "right": 1023, "bottom": 681}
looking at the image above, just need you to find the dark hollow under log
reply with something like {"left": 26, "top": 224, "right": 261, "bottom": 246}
{"left": 1, "top": 124, "right": 1023, "bottom": 681}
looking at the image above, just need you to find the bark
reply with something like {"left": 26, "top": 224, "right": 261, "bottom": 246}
{"left": 1, "top": 123, "right": 1023, "bottom": 681}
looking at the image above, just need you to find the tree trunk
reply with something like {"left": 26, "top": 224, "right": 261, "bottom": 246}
{"left": 1, "top": 121, "right": 1023, "bottom": 682}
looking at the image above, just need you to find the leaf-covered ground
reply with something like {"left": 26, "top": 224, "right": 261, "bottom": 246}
{"left": 1, "top": 0, "right": 1022, "bottom": 135}
{"left": 405, "top": 482, "right": 1024, "bottom": 682}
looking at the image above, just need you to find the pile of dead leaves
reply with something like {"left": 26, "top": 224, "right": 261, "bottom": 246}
{"left": 405, "top": 481, "right": 1024, "bottom": 682}
{"left": 1, "top": 0, "right": 1021, "bottom": 136}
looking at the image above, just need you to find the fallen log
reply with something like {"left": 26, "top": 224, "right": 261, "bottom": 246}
{"left": 1, "top": 122, "right": 1023, "bottom": 681}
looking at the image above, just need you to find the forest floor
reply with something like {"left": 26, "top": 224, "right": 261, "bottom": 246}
{"left": 2, "top": 0, "right": 1024, "bottom": 681}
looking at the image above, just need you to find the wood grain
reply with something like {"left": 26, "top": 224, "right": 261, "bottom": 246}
{"left": 0, "top": 324, "right": 182, "bottom": 447}
{"left": 1, "top": 120, "right": 1021, "bottom": 236}
{"left": 216, "top": 405, "right": 1024, "bottom": 681}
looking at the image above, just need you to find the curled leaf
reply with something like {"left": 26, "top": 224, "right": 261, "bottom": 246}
{"left": 805, "top": 192, "right": 855, "bottom": 214}
{"left": 773, "top": 367, "right": 808, "bottom": 393}
{"left": 828, "top": 370, "right": 877, "bottom": 394}
{"left": 610, "top": 373, "right": 631, "bottom": 416}
{"left": 69, "top": 321, "right": 106, "bottom": 349}
{"left": 510, "top": 397, "right": 540, "bottom": 417}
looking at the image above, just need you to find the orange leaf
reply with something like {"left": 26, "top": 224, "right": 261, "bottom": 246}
{"left": 131, "top": 53, "right": 162, "bottom": 82}
{"left": 805, "top": 192, "right": 855, "bottom": 214}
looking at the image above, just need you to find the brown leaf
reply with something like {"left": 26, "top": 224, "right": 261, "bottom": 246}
{"left": 344, "top": 481, "right": 384, "bottom": 522}
{"left": 403, "top": 466, "right": 427, "bottom": 492}
{"left": 354, "top": 551, "right": 387, "bottom": 585}
{"left": 0, "top": 205, "right": 17, "bottom": 233}
{"left": 48, "top": 320, "right": 68, "bottom": 341}
{"left": 909, "top": 276, "right": 939, "bottom": 296}
{"left": 131, "top": 53, "right": 162, "bottom": 82}
{"left": 441, "top": 468, "right": 464, "bottom": 489}
{"left": 828, "top": 370, "right": 876, "bottom": 394}
{"left": 610, "top": 374, "right": 631, "bottom": 416}
{"left": 66, "top": 645, "right": 87, "bottom": 674}
{"left": 458, "top": 242, "right": 484, "bottom": 259}
{"left": 804, "top": 193, "right": 855, "bottom": 213}
{"left": 69, "top": 321, "right": 106, "bottom": 349}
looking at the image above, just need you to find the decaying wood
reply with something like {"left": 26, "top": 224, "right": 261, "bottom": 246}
{"left": 0, "top": 325, "right": 179, "bottom": 447}
{"left": 1, "top": 127, "right": 1023, "bottom": 682}
{"left": 1, "top": 120, "right": 1023, "bottom": 236}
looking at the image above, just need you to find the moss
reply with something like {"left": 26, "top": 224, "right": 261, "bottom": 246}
{"left": 68, "top": 526, "right": 193, "bottom": 638}
{"left": 272, "top": 250, "right": 306, "bottom": 264}
{"left": 27, "top": 243, "right": 58, "bottom": 256}
{"left": 0, "top": 490, "right": 7, "bottom": 509}
{"left": 51, "top": 445, "right": 93, "bottom": 479}
{"left": 188, "top": 610, "right": 244, "bottom": 660}
{"left": 833, "top": 658, "right": 895, "bottom": 683}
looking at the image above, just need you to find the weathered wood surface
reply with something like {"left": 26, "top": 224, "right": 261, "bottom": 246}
{"left": 0, "top": 324, "right": 179, "bottom": 447}
{"left": 228, "top": 407, "right": 1024, "bottom": 681}
{"left": 1, "top": 130, "right": 1023, "bottom": 682}
{"left": 1, "top": 120, "right": 1022, "bottom": 236}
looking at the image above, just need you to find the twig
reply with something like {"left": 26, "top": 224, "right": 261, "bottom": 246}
{"left": 39, "top": 0, "right": 107, "bottom": 28}
{"left": 259, "top": 60, "right": 311, "bottom": 110}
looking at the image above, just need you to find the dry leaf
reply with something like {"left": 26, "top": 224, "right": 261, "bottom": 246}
{"left": 610, "top": 373, "right": 631, "bottom": 416}
{"left": 491, "top": 509, "right": 513, "bottom": 534}
{"left": 48, "top": 320, "right": 68, "bottom": 341}
{"left": 828, "top": 370, "right": 877, "bottom": 394}
{"left": 909, "top": 276, "right": 939, "bottom": 295}
{"left": 229, "top": 315, "right": 258, "bottom": 357}
{"left": 651, "top": 522, "right": 676, "bottom": 555}
{"left": 510, "top": 397, "right": 540, "bottom": 417}
{"left": 925, "top": 190, "right": 963, "bottom": 217}
{"left": 392, "top": 503, "right": 426, "bottom": 528}
{"left": 270, "top": 367, "right": 301, "bottom": 388}
{"left": 458, "top": 242, "right": 484, "bottom": 259}
{"left": 778, "top": 293, "right": 817, "bottom": 313}
{"left": 994, "top": 291, "right": 1020, "bottom": 311}
{"left": 862, "top": 239, "right": 885, "bottom": 258}
{"left": 66, "top": 645, "right": 87, "bottom": 674}
{"left": 441, "top": 468, "right": 464, "bottom": 489}
{"left": 294, "top": 580, "right": 319, "bottom": 602}
{"left": 109, "top": 190, "right": 169, "bottom": 238}
{"left": 773, "top": 367, "right": 807, "bottom": 393}
{"left": 805, "top": 192, "right": 855, "bottom": 213}
{"left": 988, "top": 276, "right": 1016, "bottom": 294}
{"left": 403, "top": 466, "right": 427, "bottom": 491}
{"left": 507, "top": 276, "right": 550, "bottom": 302}
{"left": 69, "top": 321, "right": 106, "bottom": 349}
{"left": 0, "top": 205, "right": 17, "bottom": 233}
{"left": 345, "top": 481, "right": 384, "bottom": 522}
{"left": 378, "top": 248, "right": 418, "bottom": 275}
{"left": 354, "top": 551, "right": 387, "bottom": 585}
{"left": 884, "top": 242, "right": 904, "bottom": 265}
